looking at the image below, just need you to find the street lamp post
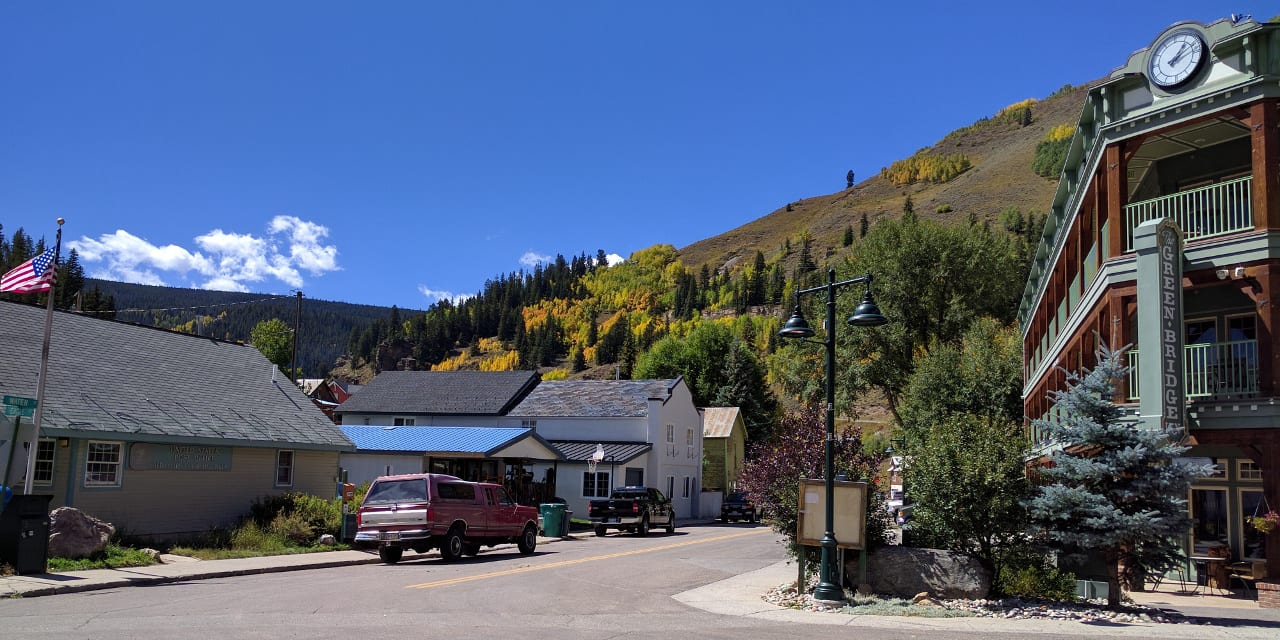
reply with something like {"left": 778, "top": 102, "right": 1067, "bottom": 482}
{"left": 778, "top": 267, "right": 887, "bottom": 603}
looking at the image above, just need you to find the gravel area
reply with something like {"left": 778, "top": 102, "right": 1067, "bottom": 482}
{"left": 763, "top": 582, "right": 1211, "bottom": 625}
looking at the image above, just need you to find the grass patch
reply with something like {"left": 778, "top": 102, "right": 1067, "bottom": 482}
{"left": 843, "top": 594, "right": 975, "bottom": 618}
{"left": 46, "top": 544, "right": 160, "bottom": 572}
{"left": 166, "top": 521, "right": 348, "bottom": 560}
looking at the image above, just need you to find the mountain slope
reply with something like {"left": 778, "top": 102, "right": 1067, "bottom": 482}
{"left": 676, "top": 84, "right": 1090, "bottom": 274}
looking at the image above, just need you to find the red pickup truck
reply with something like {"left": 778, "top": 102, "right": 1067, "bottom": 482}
{"left": 354, "top": 473, "right": 540, "bottom": 564}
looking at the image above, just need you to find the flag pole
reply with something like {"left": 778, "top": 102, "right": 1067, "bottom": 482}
{"left": 23, "top": 217, "right": 63, "bottom": 494}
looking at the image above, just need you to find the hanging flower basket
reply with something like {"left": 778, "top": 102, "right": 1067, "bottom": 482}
{"left": 1246, "top": 510, "right": 1280, "bottom": 534}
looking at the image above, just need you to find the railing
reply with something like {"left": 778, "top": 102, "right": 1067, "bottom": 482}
{"left": 1124, "top": 176, "right": 1253, "bottom": 252}
{"left": 1126, "top": 339, "right": 1259, "bottom": 400}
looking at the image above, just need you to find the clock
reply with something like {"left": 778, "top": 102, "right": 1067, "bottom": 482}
{"left": 1148, "top": 29, "right": 1206, "bottom": 89}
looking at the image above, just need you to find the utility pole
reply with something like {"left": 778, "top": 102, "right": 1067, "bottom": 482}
{"left": 290, "top": 290, "right": 302, "bottom": 384}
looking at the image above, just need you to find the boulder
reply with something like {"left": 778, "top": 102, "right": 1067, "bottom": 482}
{"left": 318, "top": 534, "right": 337, "bottom": 546}
{"left": 47, "top": 507, "right": 114, "bottom": 559}
{"left": 851, "top": 546, "right": 991, "bottom": 599}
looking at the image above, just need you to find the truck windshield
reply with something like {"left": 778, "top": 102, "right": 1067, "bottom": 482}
{"left": 611, "top": 490, "right": 647, "bottom": 500}
{"left": 364, "top": 479, "right": 428, "bottom": 504}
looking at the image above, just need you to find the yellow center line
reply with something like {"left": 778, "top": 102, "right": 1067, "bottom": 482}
{"left": 405, "top": 528, "right": 770, "bottom": 590}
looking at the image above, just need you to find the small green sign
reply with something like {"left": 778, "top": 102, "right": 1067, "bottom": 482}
{"left": 3, "top": 405, "right": 34, "bottom": 418}
{"left": 2, "top": 395, "right": 37, "bottom": 409}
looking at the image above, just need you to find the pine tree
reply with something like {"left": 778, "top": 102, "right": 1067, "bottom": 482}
{"left": 1026, "top": 346, "right": 1212, "bottom": 608}
{"left": 859, "top": 211, "right": 870, "bottom": 238}
{"left": 842, "top": 225, "right": 854, "bottom": 247}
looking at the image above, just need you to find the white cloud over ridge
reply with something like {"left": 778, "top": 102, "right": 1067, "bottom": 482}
{"left": 68, "top": 216, "right": 340, "bottom": 292}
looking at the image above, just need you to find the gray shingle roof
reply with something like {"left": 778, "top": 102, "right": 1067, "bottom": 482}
{"left": 340, "top": 425, "right": 547, "bottom": 455}
{"left": 0, "top": 301, "right": 351, "bottom": 450}
{"left": 551, "top": 441, "right": 651, "bottom": 464}
{"left": 508, "top": 379, "right": 678, "bottom": 417}
{"left": 334, "top": 370, "right": 540, "bottom": 415}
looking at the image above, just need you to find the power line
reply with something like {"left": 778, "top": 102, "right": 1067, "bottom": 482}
{"left": 75, "top": 293, "right": 295, "bottom": 315}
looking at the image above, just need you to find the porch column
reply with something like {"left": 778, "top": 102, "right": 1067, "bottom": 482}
{"left": 1250, "top": 99, "right": 1280, "bottom": 232}
{"left": 1257, "top": 264, "right": 1280, "bottom": 397}
{"left": 1105, "top": 144, "right": 1127, "bottom": 257}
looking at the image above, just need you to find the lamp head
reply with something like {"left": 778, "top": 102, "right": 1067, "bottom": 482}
{"left": 778, "top": 305, "right": 815, "bottom": 339}
{"left": 847, "top": 289, "right": 887, "bottom": 327}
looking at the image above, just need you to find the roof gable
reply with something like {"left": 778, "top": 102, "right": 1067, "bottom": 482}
{"left": 700, "top": 407, "right": 742, "bottom": 438}
{"left": 335, "top": 370, "right": 540, "bottom": 416}
{"left": 0, "top": 301, "right": 350, "bottom": 449}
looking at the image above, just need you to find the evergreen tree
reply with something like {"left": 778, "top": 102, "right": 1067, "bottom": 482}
{"left": 859, "top": 211, "right": 870, "bottom": 238}
{"left": 903, "top": 193, "right": 916, "bottom": 222}
{"left": 711, "top": 339, "right": 780, "bottom": 443}
{"left": 1026, "top": 346, "right": 1212, "bottom": 608}
{"left": 842, "top": 225, "right": 854, "bottom": 247}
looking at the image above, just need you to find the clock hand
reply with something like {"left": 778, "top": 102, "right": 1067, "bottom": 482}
{"left": 1168, "top": 43, "right": 1187, "bottom": 66}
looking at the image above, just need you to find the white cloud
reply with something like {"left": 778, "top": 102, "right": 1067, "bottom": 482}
{"left": 68, "top": 218, "right": 340, "bottom": 292}
{"left": 519, "top": 251, "right": 553, "bottom": 268}
{"left": 418, "top": 285, "right": 472, "bottom": 306}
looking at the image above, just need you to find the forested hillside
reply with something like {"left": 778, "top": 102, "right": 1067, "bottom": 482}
{"left": 3, "top": 82, "right": 1079, "bottom": 446}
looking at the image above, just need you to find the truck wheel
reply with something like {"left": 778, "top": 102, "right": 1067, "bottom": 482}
{"left": 517, "top": 524, "right": 538, "bottom": 554}
{"left": 594, "top": 525, "right": 607, "bottom": 537}
{"left": 440, "top": 528, "right": 466, "bottom": 562}
{"left": 379, "top": 546, "right": 403, "bottom": 564}
{"left": 636, "top": 515, "right": 649, "bottom": 537}
{"left": 666, "top": 515, "right": 676, "bottom": 534}
{"left": 462, "top": 542, "right": 481, "bottom": 556}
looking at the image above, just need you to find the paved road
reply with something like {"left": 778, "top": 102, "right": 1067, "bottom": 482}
{"left": 0, "top": 522, "right": 1223, "bottom": 640}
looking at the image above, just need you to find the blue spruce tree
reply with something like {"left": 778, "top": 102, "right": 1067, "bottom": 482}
{"left": 1026, "top": 345, "right": 1212, "bottom": 608}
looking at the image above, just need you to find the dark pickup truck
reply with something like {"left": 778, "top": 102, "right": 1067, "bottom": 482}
{"left": 586, "top": 486, "right": 676, "bottom": 537}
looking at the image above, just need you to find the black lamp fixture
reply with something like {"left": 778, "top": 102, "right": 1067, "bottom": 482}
{"left": 777, "top": 267, "right": 888, "bottom": 604}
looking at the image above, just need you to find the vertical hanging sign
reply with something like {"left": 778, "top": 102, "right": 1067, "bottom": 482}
{"left": 1156, "top": 220, "right": 1185, "bottom": 437}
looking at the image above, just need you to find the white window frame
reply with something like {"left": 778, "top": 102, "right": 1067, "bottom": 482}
{"left": 33, "top": 438, "right": 55, "bottom": 486}
{"left": 83, "top": 440, "right": 123, "bottom": 487}
{"left": 582, "top": 470, "right": 610, "bottom": 498}
{"left": 666, "top": 475, "right": 675, "bottom": 501}
{"left": 392, "top": 417, "right": 416, "bottom": 426}
{"left": 682, "top": 476, "right": 691, "bottom": 499}
{"left": 275, "top": 450, "right": 295, "bottom": 487}
{"left": 686, "top": 427, "right": 694, "bottom": 459}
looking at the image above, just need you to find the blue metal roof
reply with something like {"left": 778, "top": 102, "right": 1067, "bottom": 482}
{"left": 339, "top": 425, "right": 535, "bottom": 455}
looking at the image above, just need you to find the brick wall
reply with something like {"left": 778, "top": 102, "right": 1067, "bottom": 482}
{"left": 1258, "top": 580, "right": 1280, "bottom": 609}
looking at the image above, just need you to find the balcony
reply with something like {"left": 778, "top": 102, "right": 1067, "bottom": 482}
{"left": 1124, "top": 176, "right": 1253, "bottom": 252}
{"left": 1126, "top": 339, "right": 1259, "bottom": 401}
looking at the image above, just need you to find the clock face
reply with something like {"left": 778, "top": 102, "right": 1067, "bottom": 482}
{"left": 1148, "top": 29, "right": 1205, "bottom": 89}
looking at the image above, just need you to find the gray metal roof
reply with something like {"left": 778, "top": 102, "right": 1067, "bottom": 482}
{"left": 334, "top": 370, "right": 539, "bottom": 415}
{"left": 550, "top": 441, "right": 651, "bottom": 464}
{"left": 0, "top": 301, "right": 352, "bottom": 450}
{"left": 508, "top": 379, "right": 679, "bottom": 417}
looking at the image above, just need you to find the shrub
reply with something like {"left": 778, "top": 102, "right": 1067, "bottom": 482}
{"left": 935, "top": 204, "right": 953, "bottom": 214}
{"left": 229, "top": 521, "right": 288, "bottom": 553}
{"left": 996, "top": 562, "right": 1078, "bottom": 601}
{"left": 270, "top": 511, "right": 315, "bottom": 546}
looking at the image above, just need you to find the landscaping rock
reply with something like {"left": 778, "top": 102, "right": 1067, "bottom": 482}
{"left": 853, "top": 546, "right": 991, "bottom": 599}
{"left": 48, "top": 507, "right": 114, "bottom": 559}
{"left": 318, "top": 534, "right": 337, "bottom": 546}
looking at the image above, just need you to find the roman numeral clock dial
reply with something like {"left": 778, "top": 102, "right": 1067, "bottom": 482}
{"left": 1148, "top": 29, "right": 1205, "bottom": 89}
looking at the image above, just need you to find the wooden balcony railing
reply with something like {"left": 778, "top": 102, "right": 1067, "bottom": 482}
{"left": 1126, "top": 339, "right": 1259, "bottom": 401}
{"left": 1124, "top": 176, "right": 1253, "bottom": 252}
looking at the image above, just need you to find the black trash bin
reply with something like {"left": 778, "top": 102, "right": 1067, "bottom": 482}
{"left": 0, "top": 494, "right": 53, "bottom": 575}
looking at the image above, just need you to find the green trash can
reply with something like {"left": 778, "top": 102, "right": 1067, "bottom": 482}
{"left": 539, "top": 503, "right": 566, "bottom": 537}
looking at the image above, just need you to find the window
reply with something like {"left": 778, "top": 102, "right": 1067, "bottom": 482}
{"left": 33, "top": 438, "right": 55, "bottom": 485}
{"left": 1241, "top": 489, "right": 1267, "bottom": 560}
{"left": 393, "top": 417, "right": 415, "bottom": 426}
{"left": 521, "top": 419, "right": 537, "bottom": 428}
{"left": 438, "top": 482, "right": 478, "bottom": 501}
{"left": 682, "top": 476, "right": 691, "bottom": 499}
{"left": 84, "top": 441, "right": 122, "bottom": 487}
{"left": 1191, "top": 487, "right": 1228, "bottom": 550}
{"left": 275, "top": 450, "right": 294, "bottom": 486}
{"left": 666, "top": 424, "right": 675, "bottom": 456}
{"left": 687, "top": 428, "right": 694, "bottom": 459}
{"left": 666, "top": 476, "right": 675, "bottom": 501}
{"left": 582, "top": 471, "right": 610, "bottom": 498}
{"left": 1238, "top": 460, "right": 1262, "bottom": 481}
{"left": 625, "top": 467, "right": 644, "bottom": 486}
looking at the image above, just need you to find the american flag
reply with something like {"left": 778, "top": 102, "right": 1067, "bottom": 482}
{"left": 0, "top": 249, "right": 58, "bottom": 294}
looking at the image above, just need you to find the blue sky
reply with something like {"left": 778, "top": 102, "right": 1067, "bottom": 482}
{"left": 1, "top": 2, "right": 1271, "bottom": 309}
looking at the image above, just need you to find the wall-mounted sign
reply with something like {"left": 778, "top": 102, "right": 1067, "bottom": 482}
{"left": 129, "top": 443, "right": 232, "bottom": 471}
{"left": 1156, "top": 221, "right": 1185, "bottom": 436}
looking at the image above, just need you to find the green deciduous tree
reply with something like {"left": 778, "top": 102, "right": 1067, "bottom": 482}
{"left": 1026, "top": 346, "right": 1212, "bottom": 608}
{"left": 251, "top": 318, "right": 295, "bottom": 375}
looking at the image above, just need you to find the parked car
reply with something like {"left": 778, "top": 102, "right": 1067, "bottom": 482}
{"left": 895, "top": 503, "right": 915, "bottom": 526}
{"left": 885, "top": 488, "right": 904, "bottom": 516}
{"left": 720, "top": 492, "right": 760, "bottom": 523}
{"left": 587, "top": 486, "right": 676, "bottom": 536}
{"left": 354, "top": 473, "right": 540, "bottom": 564}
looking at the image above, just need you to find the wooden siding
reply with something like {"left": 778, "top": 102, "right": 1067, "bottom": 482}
{"left": 49, "top": 441, "right": 338, "bottom": 538}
